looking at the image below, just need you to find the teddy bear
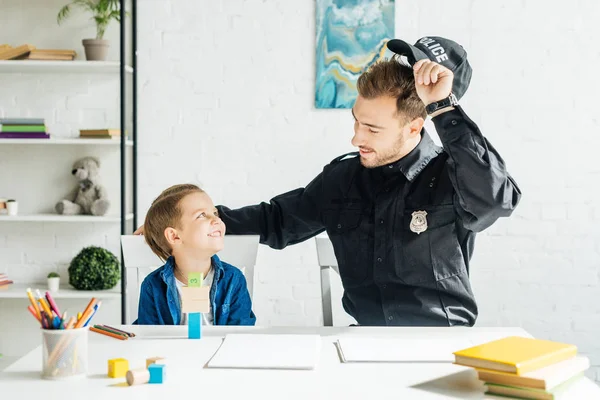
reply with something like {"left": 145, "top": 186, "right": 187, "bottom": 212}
{"left": 55, "top": 156, "right": 110, "bottom": 216}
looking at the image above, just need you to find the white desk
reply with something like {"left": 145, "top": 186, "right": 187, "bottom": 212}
{"left": 1, "top": 326, "right": 599, "bottom": 399}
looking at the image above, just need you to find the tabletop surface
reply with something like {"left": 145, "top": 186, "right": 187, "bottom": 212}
{"left": 2, "top": 326, "right": 599, "bottom": 399}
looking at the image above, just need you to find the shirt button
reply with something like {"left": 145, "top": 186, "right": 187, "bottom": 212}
{"left": 451, "top": 120, "right": 458, "bottom": 126}
{"left": 337, "top": 224, "right": 342, "bottom": 229}
{"left": 382, "top": 284, "right": 387, "bottom": 289}
{"left": 379, "top": 219, "right": 384, "bottom": 224}
{"left": 388, "top": 316, "right": 394, "bottom": 321}
{"left": 377, "top": 257, "right": 382, "bottom": 262}
{"left": 388, "top": 165, "right": 393, "bottom": 169}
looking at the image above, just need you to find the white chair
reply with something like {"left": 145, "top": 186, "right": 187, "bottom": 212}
{"left": 120, "top": 234, "right": 260, "bottom": 324}
{"left": 315, "top": 235, "right": 358, "bottom": 327}
{"left": 315, "top": 235, "right": 339, "bottom": 327}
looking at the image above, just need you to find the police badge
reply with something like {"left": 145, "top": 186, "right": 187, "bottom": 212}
{"left": 410, "top": 211, "right": 428, "bottom": 234}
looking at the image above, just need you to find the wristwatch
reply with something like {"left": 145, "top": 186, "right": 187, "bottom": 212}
{"left": 426, "top": 93, "right": 458, "bottom": 115}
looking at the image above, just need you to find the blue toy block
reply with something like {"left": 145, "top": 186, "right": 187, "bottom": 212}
{"left": 188, "top": 312, "right": 201, "bottom": 339}
{"left": 148, "top": 363, "right": 166, "bottom": 384}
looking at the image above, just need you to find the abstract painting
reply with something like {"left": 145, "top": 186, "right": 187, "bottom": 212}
{"left": 316, "top": 0, "right": 395, "bottom": 109}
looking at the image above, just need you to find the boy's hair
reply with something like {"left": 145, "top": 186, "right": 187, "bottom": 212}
{"left": 356, "top": 55, "right": 427, "bottom": 122}
{"left": 144, "top": 184, "right": 204, "bottom": 261}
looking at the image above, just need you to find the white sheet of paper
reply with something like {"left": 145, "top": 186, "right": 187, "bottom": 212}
{"left": 207, "top": 334, "right": 322, "bottom": 370}
{"left": 337, "top": 337, "right": 473, "bottom": 363}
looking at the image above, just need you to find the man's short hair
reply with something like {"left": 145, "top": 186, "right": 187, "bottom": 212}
{"left": 356, "top": 55, "right": 427, "bottom": 122}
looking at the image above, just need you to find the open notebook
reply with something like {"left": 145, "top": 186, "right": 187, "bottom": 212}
{"left": 337, "top": 337, "right": 474, "bottom": 363}
{"left": 207, "top": 334, "right": 321, "bottom": 370}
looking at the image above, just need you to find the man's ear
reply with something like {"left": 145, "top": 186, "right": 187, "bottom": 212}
{"left": 164, "top": 227, "right": 181, "bottom": 246}
{"left": 407, "top": 117, "right": 425, "bottom": 138}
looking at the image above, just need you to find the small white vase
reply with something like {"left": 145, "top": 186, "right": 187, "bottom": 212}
{"left": 6, "top": 201, "right": 18, "bottom": 216}
{"left": 47, "top": 277, "right": 60, "bottom": 292}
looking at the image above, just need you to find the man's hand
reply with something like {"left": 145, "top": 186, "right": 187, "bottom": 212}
{"left": 413, "top": 59, "right": 454, "bottom": 105}
{"left": 133, "top": 225, "right": 144, "bottom": 235}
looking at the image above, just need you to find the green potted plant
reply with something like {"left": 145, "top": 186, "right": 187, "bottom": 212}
{"left": 57, "top": 0, "right": 123, "bottom": 61}
{"left": 69, "top": 246, "right": 120, "bottom": 290}
{"left": 47, "top": 272, "right": 61, "bottom": 292}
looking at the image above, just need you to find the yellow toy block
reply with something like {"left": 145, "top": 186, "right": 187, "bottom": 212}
{"left": 146, "top": 356, "right": 166, "bottom": 368}
{"left": 108, "top": 358, "right": 129, "bottom": 378}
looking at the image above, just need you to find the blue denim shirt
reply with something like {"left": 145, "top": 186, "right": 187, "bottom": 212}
{"left": 136, "top": 254, "right": 256, "bottom": 325}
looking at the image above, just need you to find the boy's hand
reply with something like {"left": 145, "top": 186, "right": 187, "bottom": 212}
{"left": 133, "top": 225, "right": 145, "bottom": 235}
{"left": 413, "top": 59, "right": 454, "bottom": 105}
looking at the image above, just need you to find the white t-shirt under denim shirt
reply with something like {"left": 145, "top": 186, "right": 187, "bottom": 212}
{"left": 175, "top": 268, "right": 214, "bottom": 326}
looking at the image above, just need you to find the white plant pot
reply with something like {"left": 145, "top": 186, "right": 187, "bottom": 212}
{"left": 47, "top": 277, "right": 60, "bottom": 292}
{"left": 6, "top": 201, "right": 18, "bottom": 216}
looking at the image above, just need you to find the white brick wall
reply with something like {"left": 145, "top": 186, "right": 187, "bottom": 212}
{"left": 1, "top": 0, "right": 599, "bottom": 383}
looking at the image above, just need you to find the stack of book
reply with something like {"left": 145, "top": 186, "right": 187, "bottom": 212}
{"left": 0, "top": 44, "right": 35, "bottom": 60}
{"left": 0, "top": 45, "right": 75, "bottom": 61}
{"left": 79, "top": 129, "right": 121, "bottom": 139}
{"left": 0, "top": 273, "right": 13, "bottom": 289}
{"left": 0, "top": 118, "right": 49, "bottom": 139}
{"left": 26, "top": 49, "right": 76, "bottom": 61}
{"left": 453, "top": 336, "right": 590, "bottom": 399}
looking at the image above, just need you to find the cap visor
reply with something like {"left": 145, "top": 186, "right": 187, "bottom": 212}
{"left": 386, "top": 39, "right": 430, "bottom": 65}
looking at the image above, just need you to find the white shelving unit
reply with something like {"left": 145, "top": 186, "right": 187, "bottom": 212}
{"left": 0, "top": 60, "right": 133, "bottom": 74}
{"left": 0, "top": 50, "right": 137, "bottom": 327}
{"left": 0, "top": 283, "right": 120, "bottom": 299}
{"left": 0, "top": 138, "right": 134, "bottom": 146}
{"left": 0, "top": 213, "right": 134, "bottom": 222}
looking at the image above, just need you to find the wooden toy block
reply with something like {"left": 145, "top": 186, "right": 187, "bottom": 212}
{"left": 146, "top": 356, "right": 166, "bottom": 368}
{"left": 108, "top": 358, "right": 129, "bottom": 378}
{"left": 188, "top": 312, "right": 201, "bottom": 339}
{"left": 180, "top": 286, "right": 210, "bottom": 313}
{"left": 188, "top": 272, "right": 203, "bottom": 287}
{"left": 148, "top": 363, "right": 166, "bottom": 384}
{"left": 126, "top": 368, "right": 150, "bottom": 386}
{"left": 187, "top": 272, "right": 203, "bottom": 340}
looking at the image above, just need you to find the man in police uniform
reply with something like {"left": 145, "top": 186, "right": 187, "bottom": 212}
{"left": 138, "top": 36, "right": 521, "bottom": 327}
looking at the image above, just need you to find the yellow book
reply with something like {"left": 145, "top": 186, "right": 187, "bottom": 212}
{"left": 79, "top": 129, "right": 121, "bottom": 136}
{"left": 453, "top": 336, "right": 577, "bottom": 375}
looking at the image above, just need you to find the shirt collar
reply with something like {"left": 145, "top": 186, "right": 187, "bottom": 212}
{"left": 378, "top": 129, "right": 442, "bottom": 181}
{"left": 160, "top": 254, "right": 225, "bottom": 284}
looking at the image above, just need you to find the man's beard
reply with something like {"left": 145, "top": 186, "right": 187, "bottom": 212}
{"left": 359, "top": 136, "right": 407, "bottom": 169}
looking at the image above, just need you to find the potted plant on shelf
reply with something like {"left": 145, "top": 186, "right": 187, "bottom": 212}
{"left": 69, "top": 246, "right": 120, "bottom": 290}
{"left": 47, "top": 272, "right": 61, "bottom": 292}
{"left": 5, "top": 199, "right": 18, "bottom": 216}
{"left": 57, "top": 0, "right": 124, "bottom": 61}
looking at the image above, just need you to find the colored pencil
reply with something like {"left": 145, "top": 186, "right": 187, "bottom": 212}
{"left": 90, "top": 326, "right": 128, "bottom": 340}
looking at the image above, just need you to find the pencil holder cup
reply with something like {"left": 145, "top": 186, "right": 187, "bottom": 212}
{"left": 42, "top": 327, "right": 88, "bottom": 379}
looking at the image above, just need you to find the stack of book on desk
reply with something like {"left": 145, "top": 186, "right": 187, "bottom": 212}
{"left": 453, "top": 336, "right": 589, "bottom": 399}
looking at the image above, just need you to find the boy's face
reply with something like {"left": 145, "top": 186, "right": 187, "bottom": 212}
{"left": 172, "top": 191, "right": 226, "bottom": 256}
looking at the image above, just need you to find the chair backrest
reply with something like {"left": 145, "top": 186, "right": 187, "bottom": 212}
{"left": 121, "top": 234, "right": 260, "bottom": 324}
{"left": 315, "top": 235, "right": 340, "bottom": 327}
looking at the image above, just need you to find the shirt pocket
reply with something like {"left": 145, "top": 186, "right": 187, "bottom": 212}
{"left": 322, "top": 207, "right": 369, "bottom": 285}
{"left": 396, "top": 205, "right": 465, "bottom": 285}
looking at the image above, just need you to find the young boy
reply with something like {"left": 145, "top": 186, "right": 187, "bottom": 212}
{"left": 137, "top": 184, "right": 256, "bottom": 325}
